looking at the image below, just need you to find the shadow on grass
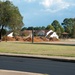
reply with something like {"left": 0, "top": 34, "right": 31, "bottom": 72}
{"left": 12, "top": 41, "right": 75, "bottom": 46}
{"left": 34, "top": 42, "right": 75, "bottom": 46}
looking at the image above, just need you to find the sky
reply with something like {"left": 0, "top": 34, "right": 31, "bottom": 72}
{"left": 2, "top": 0, "right": 75, "bottom": 27}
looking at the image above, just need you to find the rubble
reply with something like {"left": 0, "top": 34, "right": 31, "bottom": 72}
{"left": 2, "top": 36, "right": 59, "bottom": 42}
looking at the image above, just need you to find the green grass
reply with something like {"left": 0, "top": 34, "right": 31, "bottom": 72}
{"left": 0, "top": 41, "right": 75, "bottom": 57}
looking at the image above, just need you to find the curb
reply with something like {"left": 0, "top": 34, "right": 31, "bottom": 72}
{"left": 0, "top": 70, "right": 43, "bottom": 75}
{"left": 0, "top": 53, "right": 75, "bottom": 63}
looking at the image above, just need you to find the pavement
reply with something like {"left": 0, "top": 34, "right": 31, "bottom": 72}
{"left": 0, "top": 53, "right": 75, "bottom": 63}
{"left": 0, "top": 53, "right": 75, "bottom": 75}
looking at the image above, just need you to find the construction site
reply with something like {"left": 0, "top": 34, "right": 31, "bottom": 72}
{"left": 2, "top": 30, "right": 59, "bottom": 42}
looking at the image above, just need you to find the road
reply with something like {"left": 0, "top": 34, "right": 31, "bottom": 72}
{"left": 0, "top": 56, "right": 75, "bottom": 75}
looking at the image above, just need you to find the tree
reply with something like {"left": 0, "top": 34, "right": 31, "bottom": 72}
{"left": 62, "top": 18, "right": 75, "bottom": 37}
{"left": 41, "top": 26, "right": 46, "bottom": 30}
{"left": 27, "top": 27, "right": 33, "bottom": 30}
{"left": 51, "top": 20, "right": 63, "bottom": 37}
{"left": 59, "top": 25, "right": 64, "bottom": 33}
{"left": 29, "top": 26, "right": 46, "bottom": 30}
{"left": 21, "top": 27, "right": 27, "bottom": 31}
{"left": 51, "top": 20, "right": 61, "bottom": 31}
{"left": 0, "top": 0, "right": 24, "bottom": 40}
{"left": 46, "top": 25, "right": 55, "bottom": 31}
{"left": 0, "top": 29, "right": 7, "bottom": 36}
{"left": 56, "top": 28, "right": 61, "bottom": 37}
{"left": 72, "top": 25, "right": 75, "bottom": 38}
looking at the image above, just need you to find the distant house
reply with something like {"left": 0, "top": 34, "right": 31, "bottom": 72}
{"left": 21, "top": 30, "right": 32, "bottom": 36}
{"left": 36, "top": 30, "right": 45, "bottom": 36}
{"left": 62, "top": 32, "right": 69, "bottom": 38}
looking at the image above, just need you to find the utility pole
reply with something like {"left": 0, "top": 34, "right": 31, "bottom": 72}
{"left": 32, "top": 27, "right": 34, "bottom": 43}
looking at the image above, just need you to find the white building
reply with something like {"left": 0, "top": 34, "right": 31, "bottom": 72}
{"left": 46, "top": 30, "right": 59, "bottom": 39}
{"left": 50, "top": 32, "right": 59, "bottom": 39}
{"left": 7, "top": 32, "right": 13, "bottom": 37}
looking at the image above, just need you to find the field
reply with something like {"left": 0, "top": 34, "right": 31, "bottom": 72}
{"left": 0, "top": 41, "right": 75, "bottom": 57}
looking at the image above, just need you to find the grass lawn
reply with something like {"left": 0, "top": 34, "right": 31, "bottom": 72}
{"left": 0, "top": 41, "right": 75, "bottom": 57}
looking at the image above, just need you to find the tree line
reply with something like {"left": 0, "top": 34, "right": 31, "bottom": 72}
{"left": 22, "top": 18, "right": 75, "bottom": 38}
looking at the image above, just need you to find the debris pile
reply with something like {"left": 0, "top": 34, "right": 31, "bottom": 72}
{"left": 2, "top": 36, "right": 15, "bottom": 41}
{"left": 49, "top": 37, "right": 59, "bottom": 41}
{"left": 15, "top": 36, "right": 24, "bottom": 41}
{"left": 23, "top": 37, "right": 32, "bottom": 42}
{"left": 34, "top": 37, "right": 43, "bottom": 42}
{"left": 2, "top": 36, "right": 59, "bottom": 42}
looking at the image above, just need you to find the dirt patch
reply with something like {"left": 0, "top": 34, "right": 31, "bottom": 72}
{"left": 49, "top": 37, "right": 59, "bottom": 41}
{"left": 2, "top": 36, "right": 15, "bottom": 41}
{"left": 2, "top": 36, "right": 59, "bottom": 42}
{"left": 15, "top": 36, "right": 24, "bottom": 41}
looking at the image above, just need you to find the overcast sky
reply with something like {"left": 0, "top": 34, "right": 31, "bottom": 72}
{"left": 3, "top": 0, "right": 75, "bottom": 27}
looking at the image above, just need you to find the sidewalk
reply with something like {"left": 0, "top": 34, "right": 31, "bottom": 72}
{"left": 0, "top": 53, "right": 75, "bottom": 63}
{"left": 0, "top": 70, "right": 43, "bottom": 75}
